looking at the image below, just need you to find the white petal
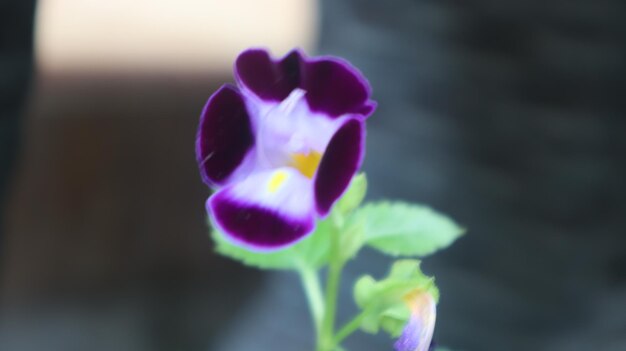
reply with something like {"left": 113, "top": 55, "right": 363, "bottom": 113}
{"left": 208, "top": 167, "right": 316, "bottom": 250}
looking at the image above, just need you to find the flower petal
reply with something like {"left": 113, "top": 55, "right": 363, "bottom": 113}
{"left": 394, "top": 293, "right": 437, "bottom": 351}
{"left": 314, "top": 118, "right": 365, "bottom": 216}
{"left": 235, "top": 49, "right": 302, "bottom": 102}
{"left": 250, "top": 89, "right": 347, "bottom": 173}
{"left": 196, "top": 84, "right": 255, "bottom": 186}
{"left": 208, "top": 168, "right": 316, "bottom": 250}
{"left": 235, "top": 48, "right": 376, "bottom": 118}
{"left": 301, "top": 56, "right": 375, "bottom": 118}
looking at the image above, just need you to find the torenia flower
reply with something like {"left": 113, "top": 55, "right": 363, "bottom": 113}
{"left": 196, "top": 48, "right": 376, "bottom": 250}
{"left": 394, "top": 291, "right": 437, "bottom": 351}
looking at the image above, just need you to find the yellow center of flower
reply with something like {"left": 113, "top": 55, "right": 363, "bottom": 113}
{"left": 290, "top": 151, "right": 322, "bottom": 179}
{"left": 268, "top": 170, "right": 288, "bottom": 193}
{"left": 266, "top": 151, "right": 322, "bottom": 193}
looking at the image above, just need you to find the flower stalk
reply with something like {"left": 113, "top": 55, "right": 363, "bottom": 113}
{"left": 299, "top": 266, "right": 325, "bottom": 339}
{"left": 334, "top": 311, "right": 366, "bottom": 346}
{"left": 306, "top": 212, "right": 349, "bottom": 351}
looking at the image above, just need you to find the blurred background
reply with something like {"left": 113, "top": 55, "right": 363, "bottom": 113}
{"left": 1, "top": 0, "right": 625, "bottom": 350}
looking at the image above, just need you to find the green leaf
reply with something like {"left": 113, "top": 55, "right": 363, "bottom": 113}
{"left": 335, "top": 173, "right": 367, "bottom": 215}
{"left": 211, "top": 217, "right": 333, "bottom": 270}
{"left": 353, "top": 259, "right": 438, "bottom": 336}
{"left": 354, "top": 201, "right": 464, "bottom": 257}
{"left": 338, "top": 217, "right": 365, "bottom": 263}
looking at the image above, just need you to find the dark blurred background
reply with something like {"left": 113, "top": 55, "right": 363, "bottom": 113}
{"left": 1, "top": 1, "right": 625, "bottom": 350}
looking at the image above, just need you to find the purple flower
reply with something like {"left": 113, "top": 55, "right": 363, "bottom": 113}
{"left": 394, "top": 292, "right": 437, "bottom": 351}
{"left": 196, "top": 48, "right": 376, "bottom": 251}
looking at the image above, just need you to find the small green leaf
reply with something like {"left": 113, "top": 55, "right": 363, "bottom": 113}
{"left": 354, "top": 201, "right": 464, "bottom": 257}
{"left": 354, "top": 275, "right": 377, "bottom": 307}
{"left": 336, "top": 173, "right": 367, "bottom": 215}
{"left": 353, "top": 259, "right": 438, "bottom": 336}
{"left": 338, "top": 218, "right": 365, "bottom": 263}
{"left": 378, "top": 304, "right": 410, "bottom": 337}
{"left": 211, "top": 217, "right": 332, "bottom": 270}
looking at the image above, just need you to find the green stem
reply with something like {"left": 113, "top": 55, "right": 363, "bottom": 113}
{"left": 299, "top": 266, "right": 324, "bottom": 338}
{"left": 321, "top": 257, "right": 342, "bottom": 349}
{"left": 318, "top": 213, "right": 345, "bottom": 351}
{"left": 334, "top": 311, "right": 366, "bottom": 345}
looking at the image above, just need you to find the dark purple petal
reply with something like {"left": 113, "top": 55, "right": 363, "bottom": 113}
{"left": 235, "top": 48, "right": 376, "bottom": 118}
{"left": 196, "top": 84, "right": 254, "bottom": 186}
{"left": 235, "top": 49, "right": 302, "bottom": 102}
{"left": 356, "top": 101, "right": 377, "bottom": 116}
{"left": 208, "top": 192, "right": 315, "bottom": 250}
{"left": 314, "top": 118, "right": 365, "bottom": 216}
{"left": 301, "top": 57, "right": 374, "bottom": 118}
